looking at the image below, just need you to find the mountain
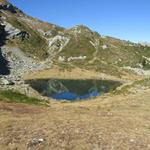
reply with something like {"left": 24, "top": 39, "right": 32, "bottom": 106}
{"left": 0, "top": 0, "right": 150, "bottom": 81}
{"left": 139, "top": 42, "right": 150, "bottom": 47}
{"left": 1, "top": 2, "right": 150, "bottom": 149}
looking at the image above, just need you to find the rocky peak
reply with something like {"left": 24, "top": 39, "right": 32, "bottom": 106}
{"left": 74, "top": 25, "right": 91, "bottom": 30}
{"left": 68, "top": 25, "right": 92, "bottom": 34}
{"left": 139, "top": 42, "right": 150, "bottom": 47}
{"left": 66, "top": 25, "right": 99, "bottom": 40}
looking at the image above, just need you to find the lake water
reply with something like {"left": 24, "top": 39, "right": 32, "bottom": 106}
{"left": 26, "top": 79, "right": 122, "bottom": 101}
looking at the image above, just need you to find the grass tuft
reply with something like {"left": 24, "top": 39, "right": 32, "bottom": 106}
{"left": 0, "top": 90, "right": 47, "bottom": 105}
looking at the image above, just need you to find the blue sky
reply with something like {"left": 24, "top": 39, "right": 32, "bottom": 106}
{"left": 9, "top": 0, "right": 150, "bottom": 43}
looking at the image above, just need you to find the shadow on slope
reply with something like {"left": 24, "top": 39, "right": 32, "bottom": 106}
{"left": 0, "top": 23, "right": 10, "bottom": 75}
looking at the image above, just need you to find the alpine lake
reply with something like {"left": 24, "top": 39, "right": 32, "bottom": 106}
{"left": 26, "top": 79, "right": 122, "bottom": 101}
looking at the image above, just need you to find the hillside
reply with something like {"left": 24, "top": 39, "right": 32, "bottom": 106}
{"left": 0, "top": 0, "right": 150, "bottom": 81}
{"left": 0, "top": 0, "right": 150, "bottom": 100}
{"left": 0, "top": 1, "right": 150, "bottom": 150}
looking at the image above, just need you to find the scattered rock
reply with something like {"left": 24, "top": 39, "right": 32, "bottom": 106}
{"left": 67, "top": 56, "right": 86, "bottom": 62}
{"left": 58, "top": 56, "right": 65, "bottom": 62}
{"left": 0, "top": 78, "right": 14, "bottom": 85}
{"left": 3, "top": 21, "right": 20, "bottom": 38}
{"left": 15, "top": 31, "right": 29, "bottom": 41}
{"left": 27, "top": 138, "right": 44, "bottom": 148}
{"left": 123, "top": 66, "right": 150, "bottom": 75}
{"left": 48, "top": 35, "right": 70, "bottom": 56}
{"left": 102, "top": 44, "right": 108, "bottom": 49}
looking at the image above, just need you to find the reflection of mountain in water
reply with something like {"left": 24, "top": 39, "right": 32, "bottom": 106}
{"left": 52, "top": 91, "right": 99, "bottom": 100}
{"left": 26, "top": 79, "right": 122, "bottom": 101}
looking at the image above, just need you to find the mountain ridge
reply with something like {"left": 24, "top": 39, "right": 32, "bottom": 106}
{"left": 1, "top": 2, "right": 150, "bottom": 150}
{"left": 0, "top": 1, "right": 150, "bottom": 84}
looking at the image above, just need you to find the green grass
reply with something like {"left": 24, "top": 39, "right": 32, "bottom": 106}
{"left": 0, "top": 90, "right": 48, "bottom": 105}
{"left": 3, "top": 8, "right": 150, "bottom": 73}
{"left": 133, "top": 78, "right": 150, "bottom": 86}
{"left": 5, "top": 15, "right": 49, "bottom": 60}
{"left": 55, "top": 31, "right": 150, "bottom": 77}
{"left": 113, "top": 84, "right": 132, "bottom": 95}
{"left": 58, "top": 35, "right": 96, "bottom": 58}
{"left": 113, "top": 78, "right": 150, "bottom": 95}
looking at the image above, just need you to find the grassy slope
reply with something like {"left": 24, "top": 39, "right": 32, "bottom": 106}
{"left": 2, "top": 11, "right": 49, "bottom": 59}
{"left": 59, "top": 36, "right": 96, "bottom": 58}
{"left": 1, "top": 2, "right": 150, "bottom": 76}
{"left": 54, "top": 30, "right": 150, "bottom": 76}
{"left": 2, "top": 4, "right": 150, "bottom": 69}
{"left": 0, "top": 90, "right": 47, "bottom": 105}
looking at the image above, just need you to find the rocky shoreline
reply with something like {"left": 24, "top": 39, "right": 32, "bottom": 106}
{"left": 0, "top": 45, "right": 52, "bottom": 99}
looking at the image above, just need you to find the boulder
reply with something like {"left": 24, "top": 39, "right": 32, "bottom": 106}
{"left": 0, "top": 78, "right": 14, "bottom": 85}
{"left": 16, "top": 31, "right": 29, "bottom": 41}
{"left": 0, "top": 24, "right": 5, "bottom": 46}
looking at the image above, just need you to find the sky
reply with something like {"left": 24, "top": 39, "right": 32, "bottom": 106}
{"left": 9, "top": 0, "right": 150, "bottom": 43}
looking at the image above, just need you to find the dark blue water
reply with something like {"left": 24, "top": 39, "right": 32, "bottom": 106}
{"left": 26, "top": 79, "right": 122, "bottom": 101}
{"left": 52, "top": 90, "right": 100, "bottom": 100}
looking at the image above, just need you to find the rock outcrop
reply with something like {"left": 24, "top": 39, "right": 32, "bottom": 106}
{"left": 48, "top": 35, "right": 70, "bottom": 57}
{"left": 0, "top": 22, "right": 10, "bottom": 75}
{"left": 0, "top": 1, "right": 17, "bottom": 13}
{"left": 0, "top": 23, "right": 5, "bottom": 45}
{"left": 0, "top": 77, "right": 14, "bottom": 85}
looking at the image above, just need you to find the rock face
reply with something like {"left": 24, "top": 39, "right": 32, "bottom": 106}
{"left": 15, "top": 31, "right": 30, "bottom": 41}
{"left": 0, "top": 2, "right": 17, "bottom": 13}
{"left": 2, "top": 21, "right": 29, "bottom": 40}
{"left": 0, "top": 78, "right": 14, "bottom": 85}
{"left": 2, "top": 21, "right": 20, "bottom": 38}
{"left": 1, "top": 46, "right": 50, "bottom": 80}
{"left": 0, "top": 20, "right": 50, "bottom": 96}
{"left": 0, "top": 23, "right": 5, "bottom": 45}
{"left": 48, "top": 35, "right": 70, "bottom": 57}
{"left": 0, "top": 23, "right": 10, "bottom": 75}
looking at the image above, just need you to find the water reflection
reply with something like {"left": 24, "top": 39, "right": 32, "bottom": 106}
{"left": 26, "top": 79, "right": 122, "bottom": 101}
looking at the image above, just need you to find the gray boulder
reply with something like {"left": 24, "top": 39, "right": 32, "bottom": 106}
{"left": 0, "top": 78, "right": 14, "bottom": 85}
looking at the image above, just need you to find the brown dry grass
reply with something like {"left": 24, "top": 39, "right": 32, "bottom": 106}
{"left": 0, "top": 87, "right": 150, "bottom": 150}
{"left": 24, "top": 66, "right": 142, "bottom": 82}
